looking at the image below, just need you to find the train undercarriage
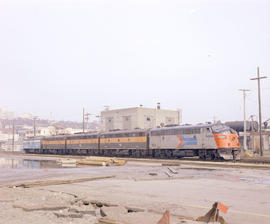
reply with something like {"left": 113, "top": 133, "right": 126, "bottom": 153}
{"left": 24, "top": 147, "right": 239, "bottom": 161}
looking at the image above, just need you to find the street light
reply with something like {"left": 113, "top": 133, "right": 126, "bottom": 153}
{"left": 239, "top": 89, "right": 250, "bottom": 151}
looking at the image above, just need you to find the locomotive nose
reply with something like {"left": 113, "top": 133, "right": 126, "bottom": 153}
{"left": 214, "top": 133, "right": 240, "bottom": 149}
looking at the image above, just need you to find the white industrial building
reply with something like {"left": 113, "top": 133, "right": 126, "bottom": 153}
{"left": 99, "top": 105, "right": 181, "bottom": 132}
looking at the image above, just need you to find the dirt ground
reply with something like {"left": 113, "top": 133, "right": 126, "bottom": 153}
{"left": 0, "top": 154, "right": 270, "bottom": 224}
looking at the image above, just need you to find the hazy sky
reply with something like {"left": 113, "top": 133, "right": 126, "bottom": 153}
{"left": 1, "top": 0, "right": 270, "bottom": 123}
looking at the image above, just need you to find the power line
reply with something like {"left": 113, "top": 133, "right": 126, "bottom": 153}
{"left": 246, "top": 98, "right": 270, "bottom": 108}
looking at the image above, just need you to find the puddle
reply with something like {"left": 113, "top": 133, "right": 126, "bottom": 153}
{"left": 0, "top": 157, "right": 66, "bottom": 169}
{"left": 240, "top": 176, "right": 270, "bottom": 186}
{"left": 179, "top": 167, "right": 216, "bottom": 171}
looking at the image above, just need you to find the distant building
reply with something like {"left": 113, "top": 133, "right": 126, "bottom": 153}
{"left": 1, "top": 139, "right": 23, "bottom": 152}
{"left": 19, "top": 113, "right": 33, "bottom": 119}
{"left": 225, "top": 120, "right": 270, "bottom": 154}
{"left": 23, "top": 126, "right": 84, "bottom": 137}
{"left": 0, "top": 108, "right": 15, "bottom": 120}
{"left": 99, "top": 105, "right": 181, "bottom": 132}
{"left": 237, "top": 131, "right": 270, "bottom": 154}
{"left": 0, "top": 132, "right": 12, "bottom": 141}
{"left": 64, "top": 128, "right": 84, "bottom": 134}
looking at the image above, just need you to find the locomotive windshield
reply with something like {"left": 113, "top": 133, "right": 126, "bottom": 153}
{"left": 211, "top": 124, "right": 231, "bottom": 133}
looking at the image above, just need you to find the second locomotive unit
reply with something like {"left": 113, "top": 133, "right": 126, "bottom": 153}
{"left": 24, "top": 123, "right": 239, "bottom": 160}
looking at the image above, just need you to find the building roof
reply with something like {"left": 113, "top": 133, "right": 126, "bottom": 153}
{"left": 101, "top": 106, "right": 178, "bottom": 113}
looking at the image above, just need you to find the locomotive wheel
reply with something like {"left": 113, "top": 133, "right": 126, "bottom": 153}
{"left": 199, "top": 150, "right": 223, "bottom": 161}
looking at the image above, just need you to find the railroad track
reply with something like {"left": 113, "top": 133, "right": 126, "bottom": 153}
{"left": 1, "top": 151, "right": 270, "bottom": 169}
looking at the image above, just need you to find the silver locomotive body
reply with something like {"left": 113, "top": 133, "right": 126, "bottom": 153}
{"left": 149, "top": 124, "right": 239, "bottom": 160}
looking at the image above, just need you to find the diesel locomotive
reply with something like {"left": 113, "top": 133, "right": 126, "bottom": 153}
{"left": 23, "top": 123, "right": 239, "bottom": 160}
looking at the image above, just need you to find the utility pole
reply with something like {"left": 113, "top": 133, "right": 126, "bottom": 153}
{"left": 213, "top": 115, "right": 216, "bottom": 124}
{"left": 83, "top": 108, "right": 85, "bottom": 133}
{"left": 12, "top": 120, "right": 15, "bottom": 152}
{"left": 82, "top": 108, "right": 91, "bottom": 133}
{"left": 84, "top": 113, "right": 91, "bottom": 132}
{"left": 239, "top": 89, "right": 250, "bottom": 151}
{"left": 33, "top": 116, "right": 37, "bottom": 137}
{"left": 250, "top": 66, "right": 267, "bottom": 156}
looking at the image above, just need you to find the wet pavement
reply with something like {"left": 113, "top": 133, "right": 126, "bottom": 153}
{"left": 1, "top": 153, "right": 270, "bottom": 224}
{"left": 0, "top": 157, "right": 62, "bottom": 169}
{"left": 1, "top": 154, "right": 270, "bottom": 187}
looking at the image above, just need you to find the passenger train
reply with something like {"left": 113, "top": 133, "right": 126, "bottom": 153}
{"left": 23, "top": 123, "right": 239, "bottom": 160}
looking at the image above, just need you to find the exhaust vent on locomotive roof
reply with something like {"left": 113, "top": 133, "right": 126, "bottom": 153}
{"left": 164, "top": 124, "right": 178, "bottom": 127}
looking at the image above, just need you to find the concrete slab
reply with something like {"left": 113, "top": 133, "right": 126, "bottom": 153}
{"left": 1, "top": 153, "right": 270, "bottom": 224}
